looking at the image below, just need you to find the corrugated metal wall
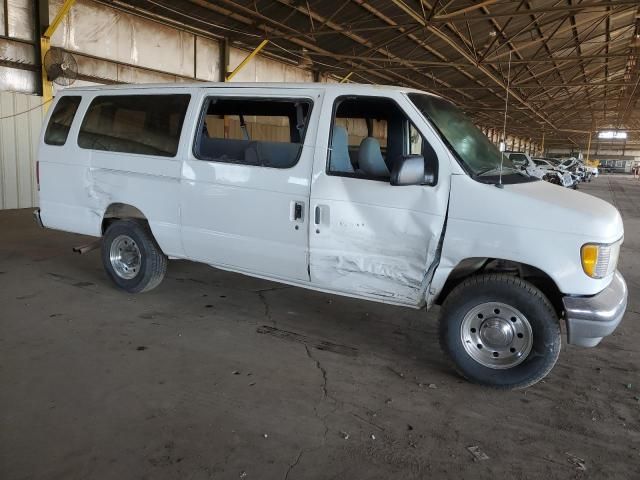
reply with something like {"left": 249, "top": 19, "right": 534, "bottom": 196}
{"left": 0, "top": 91, "right": 46, "bottom": 209}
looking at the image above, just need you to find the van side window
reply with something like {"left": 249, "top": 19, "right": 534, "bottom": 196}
{"left": 78, "top": 94, "right": 190, "bottom": 157}
{"left": 44, "top": 96, "right": 81, "bottom": 146}
{"left": 194, "top": 98, "right": 313, "bottom": 169}
{"left": 328, "top": 96, "right": 438, "bottom": 185}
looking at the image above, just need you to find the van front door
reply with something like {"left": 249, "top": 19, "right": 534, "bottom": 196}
{"left": 180, "top": 90, "right": 320, "bottom": 281}
{"left": 309, "top": 93, "right": 450, "bottom": 306}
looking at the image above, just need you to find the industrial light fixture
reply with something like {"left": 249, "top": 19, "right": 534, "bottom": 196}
{"left": 598, "top": 131, "right": 627, "bottom": 140}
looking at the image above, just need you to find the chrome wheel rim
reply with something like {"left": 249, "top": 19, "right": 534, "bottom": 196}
{"left": 460, "top": 302, "right": 533, "bottom": 369}
{"left": 109, "top": 235, "right": 141, "bottom": 280}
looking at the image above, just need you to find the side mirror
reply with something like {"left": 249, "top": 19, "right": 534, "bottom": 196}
{"left": 391, "top": 155, "right": 425, "bottom": 186}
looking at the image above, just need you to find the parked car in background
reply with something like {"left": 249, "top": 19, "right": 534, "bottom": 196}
{"left": 577, "top": 162, "right": 593, "bottom": 182}
{"left": 504, "top": 151, "right": 568, "bottom": 187}
{"left": 585, "top": 164, "right": 599, "bottom": 177}
{"left": 557, "top": 158, "right": 589, "bottom": 183}
{"left": 532, "top": 157, "right": 576, "bottom": 188}
{"left": 34, "top": 82, "right": 627, "bottom": 389}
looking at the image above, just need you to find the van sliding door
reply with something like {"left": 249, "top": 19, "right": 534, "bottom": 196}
{"left": 180, "top": 89, "right": 322, "bottom": 282}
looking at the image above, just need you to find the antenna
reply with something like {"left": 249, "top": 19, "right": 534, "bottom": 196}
{"left": 498, "top": 50, "right": 512, "bottom": 188}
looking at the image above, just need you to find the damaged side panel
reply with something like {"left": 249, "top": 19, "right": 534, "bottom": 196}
{"left": 308, "top": 90, "right": 452, "bottom": 307}
{"left": 87, "top": 152, "right": 184, "bottom": 256}
{"left": 310, "top": 179, "right": 448, "bottom": 307}
{"left": 39, "top": 153, "right": 184, "bottom": 257}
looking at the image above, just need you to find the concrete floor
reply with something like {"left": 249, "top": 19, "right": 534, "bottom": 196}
{"left": 1, "top": 176, "right": 639, "bottom": 480}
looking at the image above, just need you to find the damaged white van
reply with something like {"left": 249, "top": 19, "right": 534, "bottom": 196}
{"left": 35, "top": 83, "right": 627, "bottom": 389}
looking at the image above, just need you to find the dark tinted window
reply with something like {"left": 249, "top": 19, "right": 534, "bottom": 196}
{"left": 78, "top": 94, "right": 190, "bottom": 157}
{"left": 44, "top": 96, "right": 81, "bottom": 146}
{"left": 194, "top": 98, "right": 313, "bottom": 169}
{"left": 508, "top": 153, "right": 528, "bottom": 165}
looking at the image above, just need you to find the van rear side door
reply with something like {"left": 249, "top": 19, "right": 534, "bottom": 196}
{"left": 308, "top": 92, "right": 450, "bottom": 306}
{"left": 180, "top": 88, "right": 321, "bottom": 281}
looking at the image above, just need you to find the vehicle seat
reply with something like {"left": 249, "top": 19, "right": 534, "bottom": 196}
{"left": 358, "top": 137, "right": 390, "bottom": 177}
{"left": 329, "top": 126, "right": 354, "bottom": 173}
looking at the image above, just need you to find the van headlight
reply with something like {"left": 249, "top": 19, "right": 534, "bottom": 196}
{"left": 581, "top": 240, "right": 621, "bottom": 279}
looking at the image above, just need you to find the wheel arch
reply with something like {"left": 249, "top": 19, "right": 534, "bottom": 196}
{"left": 101, "top": 203, "right": 149, "bottom": 235}
{"left": 435, "top": 257, "right": 564, "bottom": 317}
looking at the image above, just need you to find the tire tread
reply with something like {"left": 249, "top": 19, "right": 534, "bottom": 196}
{"left": 439, "top": 273, "right": 561, "bottom": 390}
{"left": 102, "top": 219, "right": 167, "bottom": 294}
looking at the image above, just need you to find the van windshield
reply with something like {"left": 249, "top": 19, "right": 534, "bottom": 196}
{"left": 408, "top": 93, "right": 532, "bottom": 183}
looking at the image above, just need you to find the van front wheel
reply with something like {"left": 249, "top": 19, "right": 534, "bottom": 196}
{"left": 101, "top": 219, "right": 167, "bottom": 293}
{"left": 439, "top": 274, "right": 561, "bottom": 389}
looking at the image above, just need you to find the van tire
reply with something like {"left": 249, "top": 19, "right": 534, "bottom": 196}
{"left": 439, "top": 274, "right": 561, "bottom": 390}
{"left": 101, "top": 219, "right": 167, "bottom": 293}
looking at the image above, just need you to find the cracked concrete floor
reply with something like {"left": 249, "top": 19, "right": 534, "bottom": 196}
{"left": 1, "top": 175, "right": 639, "bottom": 479}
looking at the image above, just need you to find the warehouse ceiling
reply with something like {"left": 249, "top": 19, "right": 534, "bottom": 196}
{"left": 105, "top": 0, "right": 640, "bottom": 150}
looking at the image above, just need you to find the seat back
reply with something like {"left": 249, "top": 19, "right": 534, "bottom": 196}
{"left": 329, "top": 126, "right": 354, "bottom": 173}
{"left": 358, "top": 137, "right": 389, "bottom": 177}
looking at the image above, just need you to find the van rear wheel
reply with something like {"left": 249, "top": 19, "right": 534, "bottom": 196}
{"left": 101, "top": 219, "right": 167, "bottom": 293}
{"left": 439, "top": 274, "right": 561, "bottom": 389}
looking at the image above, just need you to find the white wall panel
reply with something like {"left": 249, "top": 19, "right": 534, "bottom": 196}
{"left": 7, "top": 0, "right": 35, "bottom": 41}
{"left": 229, "top": 47, "right": 313, "bottom": 83}
{"left": 0, "top": 0, "right": 37, "bottom": 93}
{"left": 0, "top": 91, "right": 45, "bottom": 210}
{"left": 0, "top": 3, "right": 5, "bottom": 36}
{"left": 195, "top": 36, "right": 221, "bottom": 81}
{"left": 50, "top": 0, "right": 195, "bottom": 78}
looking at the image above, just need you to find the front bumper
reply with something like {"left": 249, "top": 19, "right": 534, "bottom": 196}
{"left": 563, "top": 270, "right": 627, "bottom": 347}
{"left": 33, "top": 208, "right": 44, "bottom": 228}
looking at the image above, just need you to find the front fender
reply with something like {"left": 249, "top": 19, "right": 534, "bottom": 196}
{"left": 428, "top": 175, "right": 619, "bottom": 301}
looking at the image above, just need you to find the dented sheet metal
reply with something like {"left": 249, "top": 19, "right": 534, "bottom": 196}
{"left": 306, "top": 89, "right": 453, "bottom": 307}
{"left": 309, "top": 180, "right": 448, "bottom": 307}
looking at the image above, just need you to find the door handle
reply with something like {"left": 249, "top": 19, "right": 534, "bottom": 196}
{"left": 314, "top": 204, "right": 329, "bottom": 226}
{"left": 293, "top": 201, "right": 304, "bottom": 221}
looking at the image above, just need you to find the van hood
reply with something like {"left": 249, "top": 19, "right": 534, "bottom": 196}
{"left": 452, "top": 177, "right": 623, "bottom": 243}
{"left": 504, "top": 180, "right": 622, "bottom": 241}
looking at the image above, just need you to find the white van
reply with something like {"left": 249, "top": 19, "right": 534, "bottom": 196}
{"left": 34, "top": 83, "right": 627, "bottom": 389}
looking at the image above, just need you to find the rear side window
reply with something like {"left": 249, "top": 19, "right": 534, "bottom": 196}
{"left": 78, "top": 94, "right": 191, "bottom": 157}
{"left": 194, "top": 97, "right": 313, "bottom": 169}
{"left": 44, "top": 96, "right": 81, "bottom": 146}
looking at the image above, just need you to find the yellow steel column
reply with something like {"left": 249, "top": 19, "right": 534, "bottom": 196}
{"left": 223, "top": 39, "right": 267, "bottom": 138}
{"left": 585, "top": 131, "right": 592, "bottom": 163}
{"left": 40, "top": 0, "right": 77, "bottom": 109}
{"left": 226, "top": 40, "right": 269, "bottom": 81}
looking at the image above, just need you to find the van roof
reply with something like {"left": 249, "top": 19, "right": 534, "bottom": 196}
{"left": 60, "top": 81, "right": 439, "bottom": 97}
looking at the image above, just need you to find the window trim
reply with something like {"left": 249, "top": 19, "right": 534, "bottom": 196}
{"left": 44, "top": 95, "right": 82, "bottom": 147}
{"left": 76, "top": 93, "right": 192, "bottom": 158}
{"left": 192, "top": 95, "right": 314, "bottom": 169}
{"left": 326, "top": 94, "right": 437, "bottom": 184}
